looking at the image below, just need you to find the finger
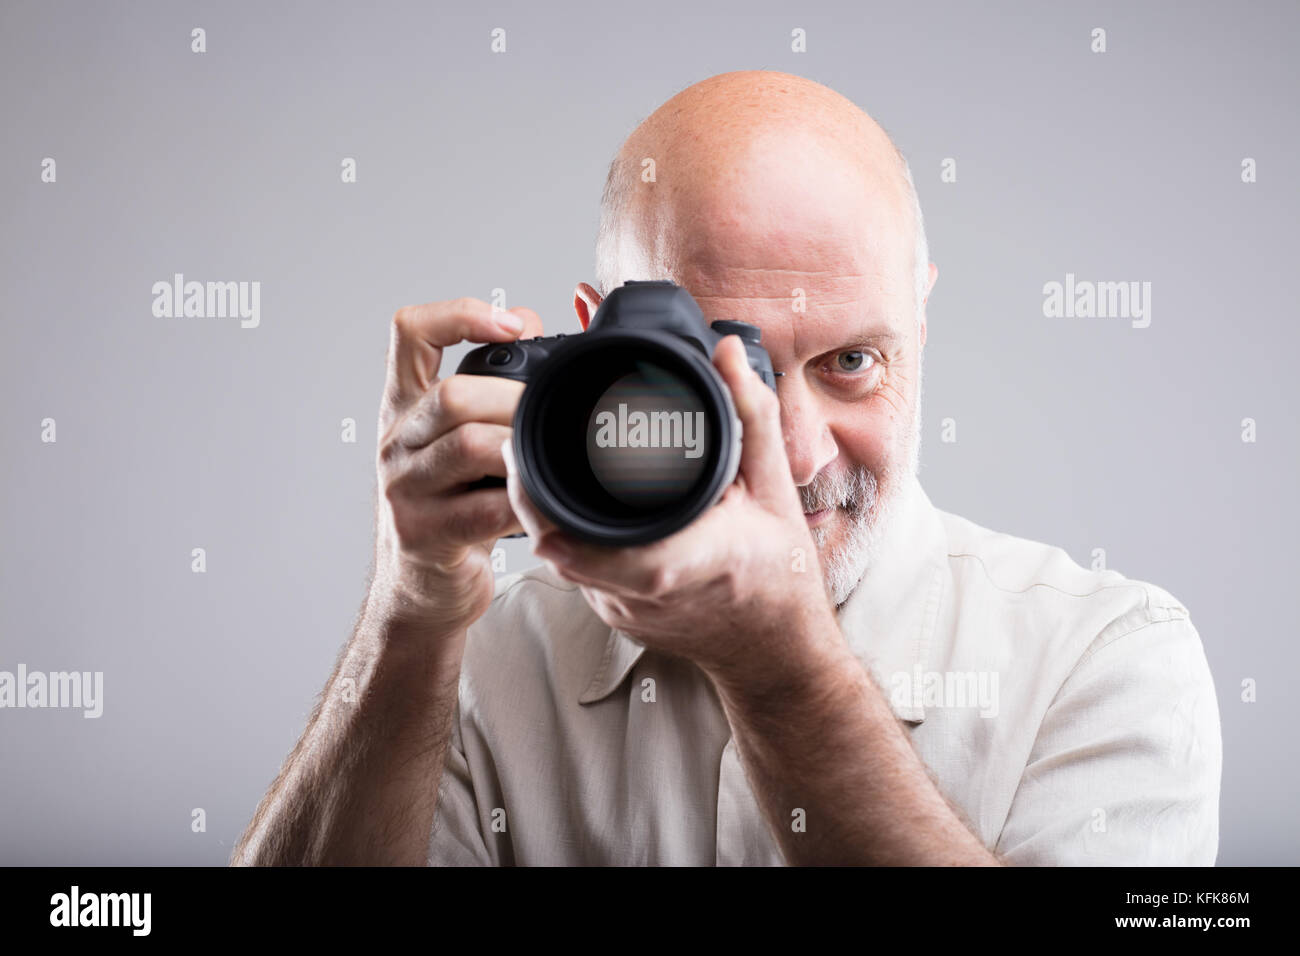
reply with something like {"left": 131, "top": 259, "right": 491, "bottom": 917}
{"left": 712, "top": 334, "right": 794, "bottom": 503}
{"left": 393, "top": 374, "right": 524, "bottom": 450}
{"left": 387, "top": 422, "right": 513, "bottom": 496}
{"left": 502, "top": 433, "right": 715, "bottom": 597}
{"left": 501, "top": 438, "right": 561, "bottom": 544}
{"left": 385, "top": 298, "right": 534, "bottom": 411}
{"left": 436, "top": 488, "right": 523, "bottom": 547}
{"left": 500, "top": 437, "right": 648, "bottom": 589}
{"left": 506, "top": 306, "right": 545, "bottom": 341}
{"left": 530, "top": 528, "right": 692, "bottom": 598}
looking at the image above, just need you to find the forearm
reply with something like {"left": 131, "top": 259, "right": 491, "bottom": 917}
{"left": 711, "top": 620, "right": 1000, "bottom": 866}
{"left": 232, "top": 596, "right": 466, "bottom": 866}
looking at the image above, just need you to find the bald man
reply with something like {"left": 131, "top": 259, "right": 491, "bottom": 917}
{"left": 234, "top": 72, "right": 1221, "bottom": 866}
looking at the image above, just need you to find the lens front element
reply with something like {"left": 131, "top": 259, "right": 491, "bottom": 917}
{"left": 585, "top": 363, "right": 710, "bottom": 508}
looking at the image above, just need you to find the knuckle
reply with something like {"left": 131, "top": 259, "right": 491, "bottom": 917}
{"left": 462, "top": 423, "right": 494, "bottom": 460}
{"left": 381, "top": 471, "right": 408, "bottom": 508}
{"left": 646, "top": 564, "right": 676, "bottom": 597}
{"left": 437, "top": 423, "right": 491, "bottom": 477}
{"left": 377, "top": 437, "right": 402, "bottom": 468}
{"left": 433, "top": 375, "right": 470, "bottom": 424}
{"left": 445, "top": 422, "right": 476, "bottom": 461}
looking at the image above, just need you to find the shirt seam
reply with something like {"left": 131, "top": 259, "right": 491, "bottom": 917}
{"left": 490, "top": 570, "right": 579, "bottom": 605}
{"left": 947, "top": 550, "right": 1184, "bottom": 607}
{"left": 1070, "top": 611, "right": 1191, "bottom": 673}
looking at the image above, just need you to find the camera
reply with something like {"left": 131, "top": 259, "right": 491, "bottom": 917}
{"left": 457, "top": 280, "right": 777, "bottom": 545}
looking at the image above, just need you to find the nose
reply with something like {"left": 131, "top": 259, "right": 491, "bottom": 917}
{"left": 778, "top": 381, "right": 838, "bottom": 487}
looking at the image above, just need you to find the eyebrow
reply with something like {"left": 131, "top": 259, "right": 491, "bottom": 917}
{"left": 834, "top": 327, "right": 902, "bottom": 349}
{"left": 786, "top": 326, "right": 903, "bottom": 365}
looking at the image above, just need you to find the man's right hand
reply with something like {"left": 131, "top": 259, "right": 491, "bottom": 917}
{"left": 372, "top": 297, "right": 544, "bottom": 636}
{"left": 231, "top": 297, "right": 542, "bottom": 866}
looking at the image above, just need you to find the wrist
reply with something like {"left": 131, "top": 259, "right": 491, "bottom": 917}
{"left": 367, "top": 552, "right": 484, "bottom": 633}
{"left": 704, "top": 602, "right": 851, "bottom": 710}
{"left": 341, "top": 608, "right": 468, "bottom": 718}
{"left": 361, "top": 584, "right": 470, "bottom": 659}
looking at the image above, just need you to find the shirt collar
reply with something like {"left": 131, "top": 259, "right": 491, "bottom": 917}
{"left": 579, "top": 473, "right": 948, "bottom": 723}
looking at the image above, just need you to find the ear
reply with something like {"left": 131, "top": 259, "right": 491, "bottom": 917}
{"left": 918, "top": 261, "right": 937, "bottom": 348}
{"left": 574, "top": 282, "right": 603, "bottom": 331}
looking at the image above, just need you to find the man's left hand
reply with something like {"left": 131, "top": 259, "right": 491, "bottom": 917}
{"left": 503, "top": 335, "right": 837, "bottom": 691}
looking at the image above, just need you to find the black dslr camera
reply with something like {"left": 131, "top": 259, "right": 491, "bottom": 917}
{"left": 457, "top": 280, "right": 777, "bottom": 545}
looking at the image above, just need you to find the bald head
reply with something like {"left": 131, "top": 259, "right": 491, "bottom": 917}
{"left": 595, "top": 71, "right": 929, "bottom": 319}
{"left": 585, "top": 73, "right": 936, "bottom": 603}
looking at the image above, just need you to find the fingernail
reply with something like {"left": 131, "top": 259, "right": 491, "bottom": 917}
{"left": 494, "top": 309, "right": 524, "bottom": 334}
{"left": 501, "top": 438, "right": 516, "bottom": 475}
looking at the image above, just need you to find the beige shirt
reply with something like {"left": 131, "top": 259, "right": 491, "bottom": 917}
{"left": 428, "top": 474, "right": 1222, "bottom": 865}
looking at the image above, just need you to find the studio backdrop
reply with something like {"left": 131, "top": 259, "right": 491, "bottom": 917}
{"left": 1, "top": 0, "right": 1296, "bottom": 864}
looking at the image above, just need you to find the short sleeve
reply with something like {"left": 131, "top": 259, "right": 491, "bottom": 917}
{"left": 426, "top": 695, "right": 493, "bottom": 866}
{"left": 996, "top": 615, "right": 1222, "bottom": 865}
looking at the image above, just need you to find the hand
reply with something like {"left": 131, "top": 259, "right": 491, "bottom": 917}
{"left": 371, "top": 297, "right": 543, "bottom": 636}
{"left": 505, "top": 335, "right": 836, "bottom": 688}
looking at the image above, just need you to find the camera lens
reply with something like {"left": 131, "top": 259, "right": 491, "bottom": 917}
{"left": 585, "top": 364, "right": 710, "bottom": 507}
{"left": 512, "top": 331, "right": 739, "bottom": 545}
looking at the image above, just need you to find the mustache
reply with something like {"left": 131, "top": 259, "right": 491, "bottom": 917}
{"left": 799, "top": 466, "right": 878, "bottom": 515}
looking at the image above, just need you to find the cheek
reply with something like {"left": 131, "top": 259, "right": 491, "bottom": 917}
{"left": 830, "top": 398, "right": 910, "bottom": 471}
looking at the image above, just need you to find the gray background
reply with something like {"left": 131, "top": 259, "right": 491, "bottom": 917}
{"left": 1, "top": 0, "right": 1295, "bottom": 865}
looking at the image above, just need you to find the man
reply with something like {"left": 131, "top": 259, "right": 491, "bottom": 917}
{"left": 233, "top": 71, "right": 1221, "bottom": 866}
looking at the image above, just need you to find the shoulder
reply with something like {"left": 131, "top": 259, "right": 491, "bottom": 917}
{"left": 937, "top": 507, "right": 1193, "bottom": 650}
{"left": 930, "top": 507, "right": 1215, "bottom": 716}
{"left": 934, "top": 509, "right": 1221, "bottom": 863}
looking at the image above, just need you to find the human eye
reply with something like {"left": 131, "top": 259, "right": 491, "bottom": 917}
{"left": 819, "top": 347, "right": 884, "bottom": 387}
{"left": 833, "top": 349, "right": 875, "bottom": 373}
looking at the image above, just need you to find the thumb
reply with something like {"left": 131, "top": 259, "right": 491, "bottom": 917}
{"left": 712, "top": 335, "right": 793, "bottom": 503}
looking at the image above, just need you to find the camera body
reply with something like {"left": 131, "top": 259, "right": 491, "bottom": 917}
{"left": 457, "top": 280, "right": 777, "bottom": 388}
{"left": 457, "top": 280, "right": 776, "bottom": 545}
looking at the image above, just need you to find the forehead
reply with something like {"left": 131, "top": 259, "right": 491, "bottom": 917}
{"left": 637, "top": 134, "right": 915, "bottom": 356}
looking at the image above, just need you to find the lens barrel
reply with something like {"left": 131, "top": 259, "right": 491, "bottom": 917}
{"left": 512, "top": 329, "right": 740, "bottom": 545}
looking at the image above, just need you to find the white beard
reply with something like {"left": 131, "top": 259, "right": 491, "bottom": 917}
{"left": 801, "top": 392, "right": 922, "bottom": 607}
